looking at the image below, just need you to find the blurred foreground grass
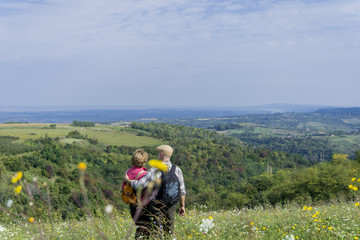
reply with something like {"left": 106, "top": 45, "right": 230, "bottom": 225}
{"left": 1, "top": 201, "right": 360, "bottom": 240}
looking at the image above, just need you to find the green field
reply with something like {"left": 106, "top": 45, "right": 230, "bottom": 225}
{"left": 329, "top": 135, "right": 360, "bottom": 154}
{"left": 0, "top": 123, "right": 165, "bottom": 147}
{"left": 253, "top": 127, "right": 273, "bottom": 134}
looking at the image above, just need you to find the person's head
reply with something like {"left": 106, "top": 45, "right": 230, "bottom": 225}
{"left": 131, "top": 148, "right": 148, "bottom": 167}
{"left": 156, "top": 145, "right": 173, "bottom": 161}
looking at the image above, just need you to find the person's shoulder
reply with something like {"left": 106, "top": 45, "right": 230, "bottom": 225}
{"left": 147, "top": 167, "right": 157, "bottom": 173}
{"left": 174, "top": 165, "right": 183, "bottom": 173}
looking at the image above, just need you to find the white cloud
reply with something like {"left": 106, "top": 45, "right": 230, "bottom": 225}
{"left": 0, "top": 0, "right": 360, "bottom": 106}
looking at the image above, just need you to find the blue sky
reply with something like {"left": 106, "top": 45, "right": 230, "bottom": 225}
{"left": 0, "top": 0, "right": 359, "bottom": 108}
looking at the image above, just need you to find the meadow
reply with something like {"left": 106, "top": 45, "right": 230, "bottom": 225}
{"left": 1, "top": 161, "right": 360, "bottom": 240}
{"left": 0, "top": 123, "right": 165, "bottom": 147}
{"left": 1, "top": 201, "right": 360, "bottom": 239}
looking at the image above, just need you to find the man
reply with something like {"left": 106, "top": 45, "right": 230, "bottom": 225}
{"left": 124, "top": 145, "right": 186, "bottom": 238}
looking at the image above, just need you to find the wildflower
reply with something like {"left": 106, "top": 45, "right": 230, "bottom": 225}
{"left": 354, "top": 237, "right": 359, "bottom": 239}
{"left": 78, "top": 162, "right": 87, "bottom": 171}
{"left": 308, "top": 207, "right": 312, "bottom": 210}
{"left": 11, "top": 171, "right": 23, "bottom": 183}
{"left": 105, "top": 204, "right": 114, "bottom": 214}
{"left": 148, "top": 160, "right": 168, "bottom": 172}
{"left": 29, "top": 202, "right": 34, "bottom": 207}
{"left": 355, "top": 203, "right": 360, "bottom": 207}
{"left": 29, "top": 217, "right": 35, "bottom": 223}
{"left": 250, "top": 222, "right": 254, "bottom": 225}
{"left": 208, "top": 216, "right": 213, "bottom": 220}
{"left": 6, "top": 199, "right": 14, "bottom": 208}
{"left": 285, "top": 234, "right": 295, "bottom": 240}
{"left": 328, "top": 227, "right": 333, "bottom": 230}
{"left": 303, "top": 206, "right": 307, "bottom": 210}
{"left": 349, "top": 185, "right": 354, "bottom": 189}
{"left": 14, "top": 185, "right": 22, "bottom": 195}
{"left": 199, "top": 218, "right": 214, "bottom": 234}
{"left": 354, "top": 186, "right": 359, "bottom": 191}
{"left": 352, "top": 178, "right": 356, "bottom": 182}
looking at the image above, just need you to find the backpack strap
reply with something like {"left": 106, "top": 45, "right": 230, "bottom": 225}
{"left": 171, "top": 164, "right": 176, "bottom": 172}
{"left": 135, "top": 170, "right": 145, "bottom": 180}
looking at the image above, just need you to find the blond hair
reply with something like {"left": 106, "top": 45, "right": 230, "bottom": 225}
{"left": 131, "top": 149, "right": 148, "bottom": 167}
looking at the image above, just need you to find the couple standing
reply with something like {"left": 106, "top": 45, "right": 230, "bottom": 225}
{"left": 123, "top": 145, "right": 186, "bottom": 239}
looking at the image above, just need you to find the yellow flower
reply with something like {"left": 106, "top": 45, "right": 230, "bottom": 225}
{"left": 354, "top": 237, "right": 359, "bottom": 240}
{"left": 349, "top": 185, "right": 354, "bottom": 189}
{"left": 148, "top": 160, "right": 168, "bottom": 172}
{"left": 250, "top": 222, "right": 254, "bottom": 225}
{"left": 328, "top": 227, "right": 333, "bottom": 230}
{"left": 209, "top": 216, "right": 213, "bottom": 220}
{"left": 355, "top": 203, "right": 360, "bottom": 207}
{"left": 352, "top": 178, "right": 356, "bottom": 182}
{"left": 14, "top": 185, "right": 22, "bottom": 195}
{"left": 357, "top": 179, "right": 360, "bottom": 182}
{"left": 29, "top": 217, "right": 35, "bottom": 223}
{"left": 303, "top": 206, "right": 307, "bottom": 210}
{"left": 354, "top": 186, "right": 359, "bottom": 191}
{"left": 11, "top": 171, "right": 23, "bottom": 183}
{"left": 308, "top": 207, "right": 312, "bottom": 210}
{"left": 78, "top": 162, "right": 87, "bottom": 171}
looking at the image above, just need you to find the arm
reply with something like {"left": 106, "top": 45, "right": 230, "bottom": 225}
{"left": 178, "top": 195, "right": 186, "bottom": 216}
{"left": 176, "top": 166, "right": 186, "bottom": 216}
{"left": 124, "top": 168, "right": 156, "bottom": 189}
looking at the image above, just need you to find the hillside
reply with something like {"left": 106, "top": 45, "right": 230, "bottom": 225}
{"left": 1, "top": 121, "right": 360, "bottom": 226}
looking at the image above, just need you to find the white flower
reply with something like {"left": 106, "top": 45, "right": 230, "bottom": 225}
{"left": 199, "top": 218, "right": 214, "bottom": 234}
{"left": 6, "top": 199, "right": 13, "bottom": 208}
{"left": 105, "top": 204, "right": 114, "bottom": 214}
{"left": 0, "top": 225, "right": 5, "bottom": 232}
{"left": 284, "top": 234, "right": 295, "bottom": 240}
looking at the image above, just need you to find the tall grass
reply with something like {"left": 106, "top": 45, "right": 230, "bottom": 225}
{"left": 1, "top": 201, "right": 360, "bottom": 239}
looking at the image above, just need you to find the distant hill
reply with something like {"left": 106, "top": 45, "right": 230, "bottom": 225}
{"left": 0, "top": 104, "right": 327, "bottom": 123}
{"left": 315, "top": 107, "right": 360, "bottom": 115}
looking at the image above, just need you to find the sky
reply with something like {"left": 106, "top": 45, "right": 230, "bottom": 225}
{"left": 0, "top": 0, "right": 359, "bottom": 108}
